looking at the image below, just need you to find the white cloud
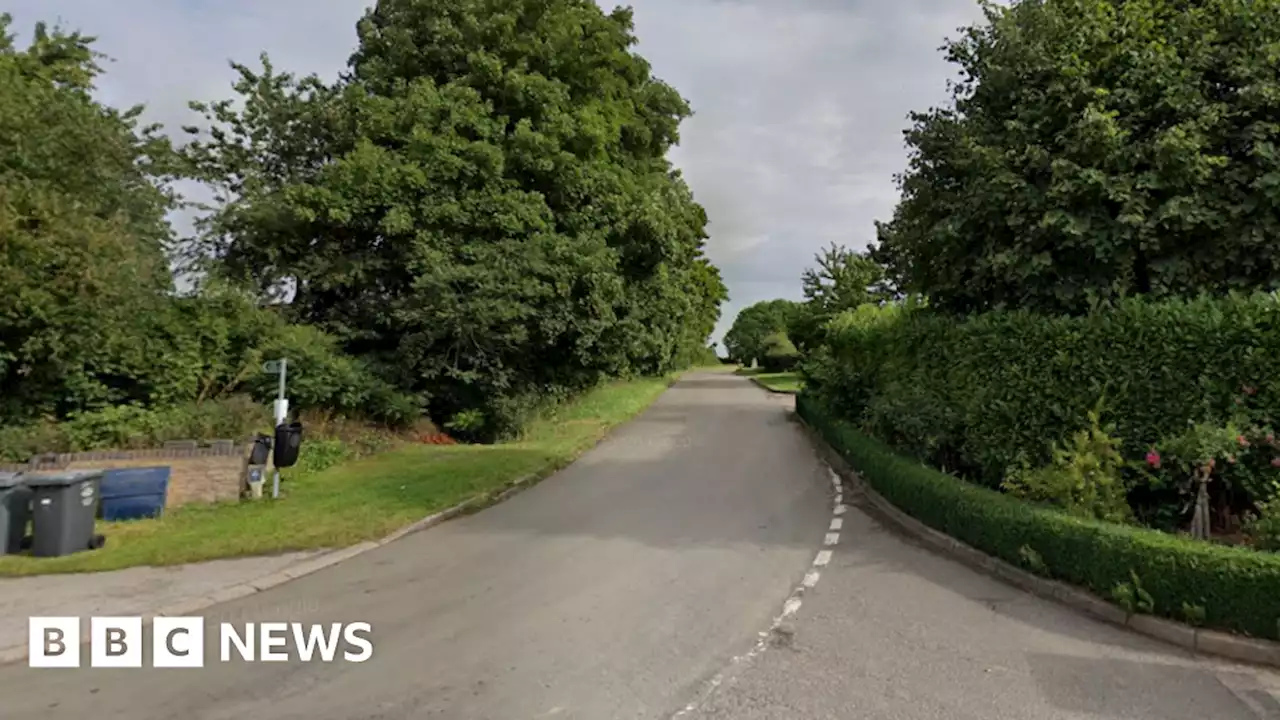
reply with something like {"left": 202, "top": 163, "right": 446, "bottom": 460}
{"left": 5, "top": 0, "right": 986, "bottom": 347}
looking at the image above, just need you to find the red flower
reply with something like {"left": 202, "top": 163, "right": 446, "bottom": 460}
{"left": 1146, "top": 450, "right": 1161, "bottom": 469}
{"left": 1239, "top": 435, "right": 1250, "bottom": 448}
{"left": 1268, "top": 432, "right": 1276, "bottom": 444}
{"left": 1271, "top": 457, "right": 1280, "bottom": 468}
{"left": 1244, "top": 385, "right": 1258, "bottom": 396}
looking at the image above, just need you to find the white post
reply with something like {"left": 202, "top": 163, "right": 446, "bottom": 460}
{"left": 271, "top": 358, "right": 288, "bottom": 500}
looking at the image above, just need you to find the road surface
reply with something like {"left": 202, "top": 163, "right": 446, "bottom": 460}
{"left": 1, "top": 371, "right": 1277, "bottom": 719}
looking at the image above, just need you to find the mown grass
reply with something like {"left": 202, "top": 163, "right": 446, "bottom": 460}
{"left": 735, "top": 367, "right": 802, "bottom": 394}
{"left": 0, "top": 376, "right": 675, "bottom": 576}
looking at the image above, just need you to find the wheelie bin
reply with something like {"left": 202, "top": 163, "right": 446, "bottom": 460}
{"left": 273, "top": 422, "right": 304, "bottom": 469}
{"left": 26, "top": 470, "right": 106, "bottom": 557}
{"left": 0, "top": 472, "right": 31, "bottom": 555}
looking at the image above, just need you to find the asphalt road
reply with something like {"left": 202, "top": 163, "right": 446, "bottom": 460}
{"left": 0, "top": 372, "right": 832, "bottom": 719}
{"left": 3, "top": 371, "right": 1278, "bottom": 719}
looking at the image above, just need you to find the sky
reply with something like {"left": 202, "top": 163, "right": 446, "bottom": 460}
{"left": 6, "top": 0, "right": 986, "bottom": 349}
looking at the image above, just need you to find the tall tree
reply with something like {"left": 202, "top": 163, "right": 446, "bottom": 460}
{"left": 0, "top": 15, "right": 178, "bottom": 423}
{"left": 185, "top": 0, "right": 725, "bottom": 438}
{"left": 801, "top": 243, "right": 892, "bottom": 314}
{"left": 723, "top": 299, "right": 803, "bottom": 366}
{"left": 788, "top": 244, "right": 892, "bottom": 351}
{"left": 875, "top": 0, "right": 1280, "bottom": 315}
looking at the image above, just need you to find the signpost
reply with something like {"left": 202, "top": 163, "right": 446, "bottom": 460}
{"left": 263, "top": 358, "right": 288, "bottom": 499}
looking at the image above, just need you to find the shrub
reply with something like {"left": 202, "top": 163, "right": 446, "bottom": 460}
{"left": 149, "top": 287, "right": 424, "bottom": 426}
{"left": 1001, "top": 408, "right": 1134, "bottom": 524}
{"left": 0, "top": 395, "right": 269, "bottom": 461}
{"left": 760, "top": 331, "right": 799, "bottom": 372}
{"left": 798, "top": 393, "right": 1280, "bottom": 639}
{"left": 0, "top": 393, "right": 417, "bottom": 462}
{"left": 1246, "top": 502, "right": 1280, "bottom": 552}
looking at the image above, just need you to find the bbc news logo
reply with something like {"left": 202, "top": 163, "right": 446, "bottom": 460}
{"left": 29, "top": 617, "right": 374, "bottom": 668}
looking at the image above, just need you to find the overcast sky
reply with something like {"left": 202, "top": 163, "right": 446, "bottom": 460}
{"left": 7, "top": 0, "right": 985, "bottom": 348}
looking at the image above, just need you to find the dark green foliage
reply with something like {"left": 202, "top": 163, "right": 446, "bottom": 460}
{"left": 793, "top": 243, "right": 894, "bottom": 351}
{"left": 798, "top": 393, "right": 1280, "bottom": 639}
{"left": 875, "top": 0, "right": 1280, "bottom": 315}
{"left": 805, "top": 294, "right": 1280, "bottom": 493}
{"left": 184, "top": 0, "right": 725, "bottom": 441}
{"left": 0, "top": 16, "right": 420, "bottom": 438}
{"left": 0, "top": 396, "right": 269, "bottom": 462}
{"left": 723, "top": 300, "right": 803, "bottom": 366}
{"left": 760, "top": 332, "right": 799, "bottom": 373}
{"left": 0, "top": 15, "right": 178, "bottom": 423}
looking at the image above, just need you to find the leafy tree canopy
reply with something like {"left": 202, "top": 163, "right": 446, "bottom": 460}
{"left": 184, "top": 0, "right": 726, "bottom": 438}
{"left": 723, "top": 299, "right": 803, "bottom": 366}
{"left": 0, "top": 14, "right": 179, "bottom": 422}
{"left": 875, "top": 0, "right": 1280, "bottom": 315}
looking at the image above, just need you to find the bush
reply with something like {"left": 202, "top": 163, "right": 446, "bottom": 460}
{"left": 806, "top": 293, "right": 1280, "bottom": 494}
{"left": 0, "top": 395, "right": 269, "bottom": 461}
{"left": 0, "top": 393, "right": 417, "bottom": 463}
{"left": 1247, "top": 504, "right": 1280, "bottom": 552}
{"left": 798, "top": 393, "right": 1280, "bottom": 640}
{"left": 1001, "top": 408, "right": 1134, "bottom": 525}
{"left": 148, "top": 287, "right": 424, "bottom": 426}
{"left": 761, "top": 332, "right": 799, "bottom": 372}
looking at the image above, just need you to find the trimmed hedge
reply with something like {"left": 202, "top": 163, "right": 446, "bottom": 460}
{"left": 798, "top": 392, "right": 1280, "bottom": 640}
{"left": 803, "top": 293, "right": 1280, "bottom": 489}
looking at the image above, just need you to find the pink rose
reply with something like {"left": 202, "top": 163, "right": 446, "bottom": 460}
{"left": 1146, "top": 450, "right": 1161, "bottom": 469}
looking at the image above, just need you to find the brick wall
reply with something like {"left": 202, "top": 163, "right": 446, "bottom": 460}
{"left": 0, "top": 443, "right": 250, "bottom": 509}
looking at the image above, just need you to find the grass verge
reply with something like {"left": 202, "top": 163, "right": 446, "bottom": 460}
{"left": 0, "top": 376, "right": 675, "bottom": 576}
{"left": 797, "top": 392, "right": 1280, "bottom": 641}
{"left": 735, "top": 367, "right": 802, "bottom": 393}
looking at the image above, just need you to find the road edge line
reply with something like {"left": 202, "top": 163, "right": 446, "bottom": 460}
{"left": 795, "top": 415, "right": 1280, "bottom": 671}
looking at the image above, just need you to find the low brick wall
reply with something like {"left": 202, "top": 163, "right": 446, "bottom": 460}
{"left": 0, "top": 444, "right": 250, "bottom": 509}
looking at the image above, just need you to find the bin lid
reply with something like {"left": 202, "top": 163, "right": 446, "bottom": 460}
{"left": 0, "top": 472, "right": 23, "bottom": 488}
{"left": 22, "top": 469, "right": 105, "bottom": 487}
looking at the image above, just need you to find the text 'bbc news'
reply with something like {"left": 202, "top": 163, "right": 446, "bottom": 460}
{"left": 29, "top": 617, "right": 374, "bottom": 668}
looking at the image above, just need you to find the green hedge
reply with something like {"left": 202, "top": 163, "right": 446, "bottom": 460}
{"left": 798, "top": 392, "right": 1280, "bottom": 640}
{"left": 803, "top": 294, "right": 1280, "bottom": 488}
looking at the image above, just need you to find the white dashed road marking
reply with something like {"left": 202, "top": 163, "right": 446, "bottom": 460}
{"left": 671, "top": 462, "right": 847, "bottom": 718}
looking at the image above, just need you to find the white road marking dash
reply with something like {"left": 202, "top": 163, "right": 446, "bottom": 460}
{"left": 803, "top": 571, "right": 821, "bottom": 588}
{"left": 782, "top": 597, "right": 803, "bottom": 617}
{"left": 829, "top": 518, "right": 843, "bottom": 531}
{"left": 814, "top": 550, "right": 832, "bottom": 566}
{"left": 824, "top": 533, "right": 840, "bottom": 546}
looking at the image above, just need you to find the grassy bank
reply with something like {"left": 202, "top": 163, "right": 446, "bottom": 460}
{"left": 736, "top": 367, "right": 802, "bottom": 394}
{"left": 0, "top": 376, "right": 675, "bottom": 576}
